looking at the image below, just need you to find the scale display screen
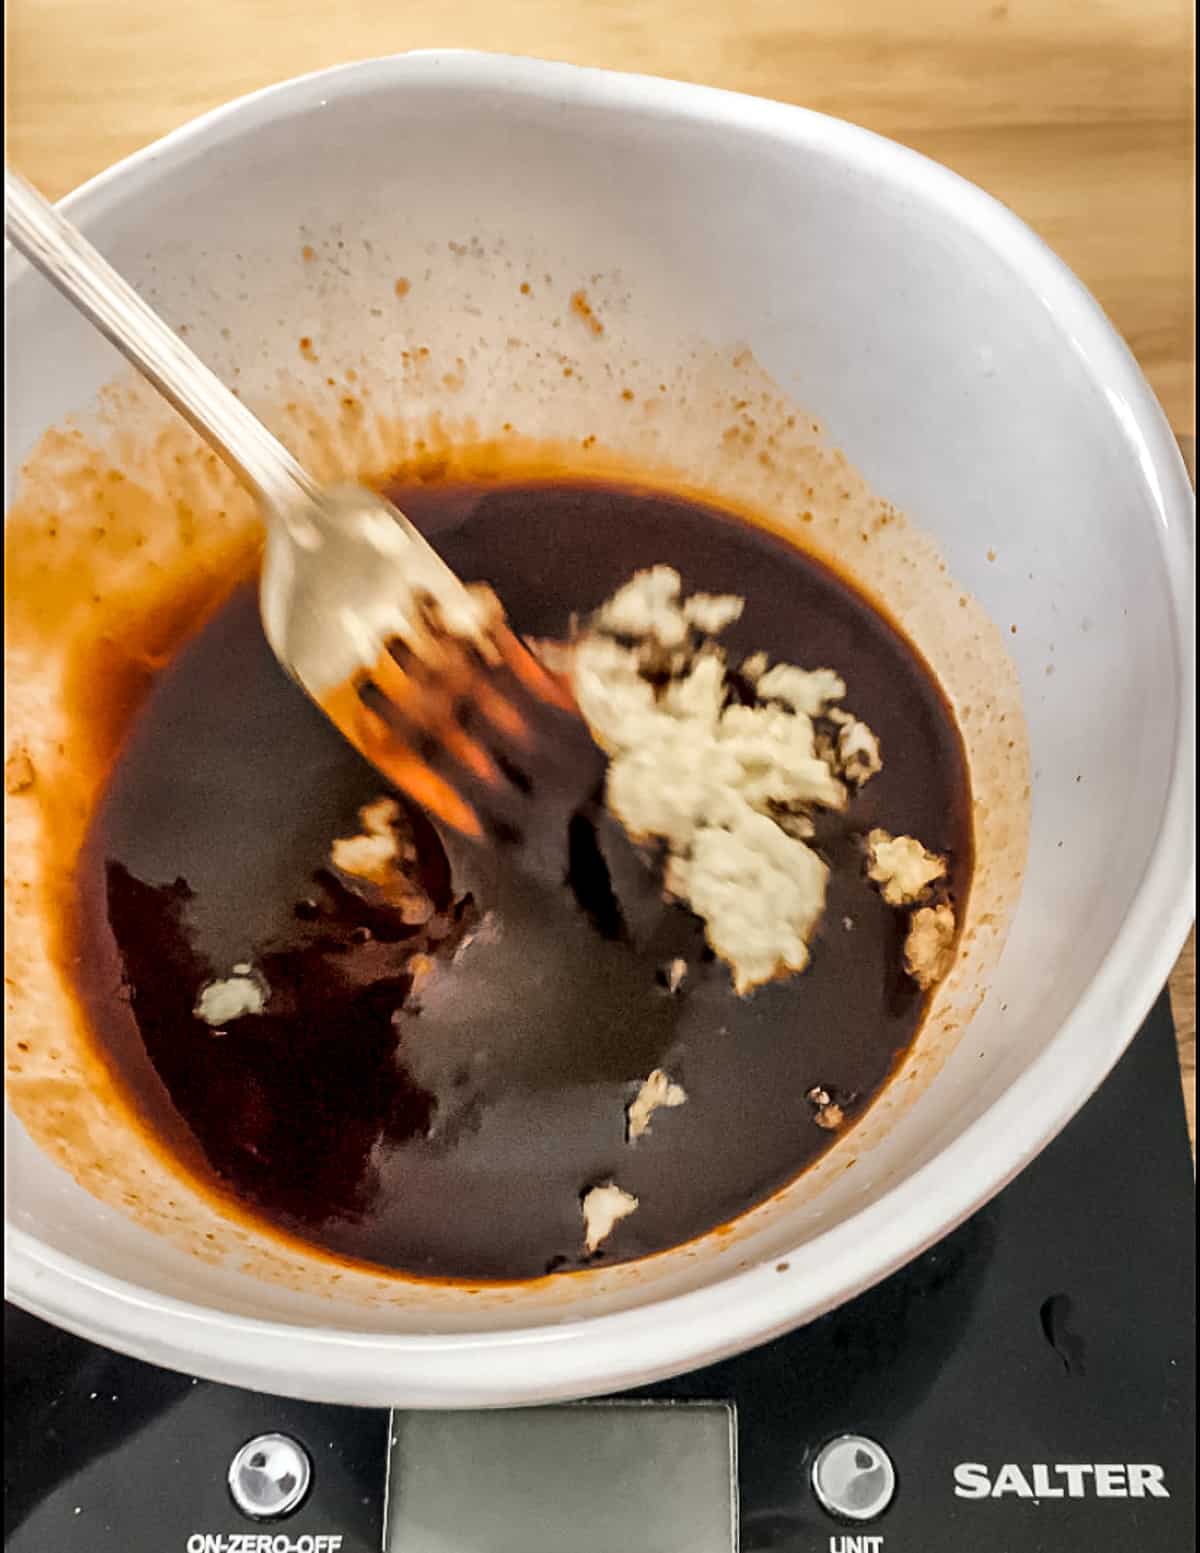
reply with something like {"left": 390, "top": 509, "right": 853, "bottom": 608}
{"left": 385, "top": 1402, "right": 737, "bottom": 1553}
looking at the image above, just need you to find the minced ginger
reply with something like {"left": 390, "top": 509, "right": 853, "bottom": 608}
{"left": 865, "top": 828, "right": 947, "bottom": 906}
{"left": 570, "top": 567, "right": 893, "bottom": 994}
{"left": 566, "top": 566, "right": 957, "bottom": 997}
{"left": 627, "top": 1069, "right": 688, "bottom": 1141}
{"left": 330, "top": 797, "right": 432, "bottom": 924}
{"left": 581, "top": 1182, "right": 639, "bottom": 1252}
{"left": 904, "top": 903, "right": 957, "bottom": 989}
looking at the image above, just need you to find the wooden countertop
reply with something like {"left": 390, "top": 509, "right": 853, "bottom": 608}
{"left": 5, "top": 0, "right": 1195, "bottom": 1143}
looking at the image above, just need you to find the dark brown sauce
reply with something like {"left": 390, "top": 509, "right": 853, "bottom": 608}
{"left": 68, "top": 480, "right": 972, "bottom": 1281}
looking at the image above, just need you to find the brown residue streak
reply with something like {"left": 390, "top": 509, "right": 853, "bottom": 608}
{"left": 519, "top": 282, "right": 531, "bottom": 296}
{"left": 394, "top": 277, "right": 411, "bottom": 298}
{"left": 570, "top": 289, "right": 604, "bottom": 336}
{"left": 5, "top": 747, "right": 35, "bottom": 794}
{"left": 299, "top": 336, "right": 317, "bottom": 362}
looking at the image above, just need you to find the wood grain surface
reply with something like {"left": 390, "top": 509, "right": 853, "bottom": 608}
{"left": 5, "top": 0, "right": 1195, "bottom": 1141}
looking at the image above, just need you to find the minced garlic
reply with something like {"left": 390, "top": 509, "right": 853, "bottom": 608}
{"left": 904, "top": 903, "right": 957, "bottom": 989}
{"left": 581, "top": 1182, "right": 639, "bottom": 1252}
{"left": 569, "top": 567, "right": 881, "bottom": 994}
{"left": 330, "top": 797, "right": 432, "bottom": 923}
{"left": 627, "top": 1069, "right": 688, "bottom": 1142}
{"left": 865, "top": 829, "right": 947, "bottom": 906}
{"left": 194, "top": 967, "right": 268, "bottom": 1026}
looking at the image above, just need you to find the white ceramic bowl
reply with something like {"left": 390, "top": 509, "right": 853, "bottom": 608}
{"left": 5, "top": 52, "right": 1194, "bottom": 1407}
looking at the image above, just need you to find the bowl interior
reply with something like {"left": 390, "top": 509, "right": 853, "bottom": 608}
{"left": 4, "top": 54, "right": 1192, "bottom": 1403}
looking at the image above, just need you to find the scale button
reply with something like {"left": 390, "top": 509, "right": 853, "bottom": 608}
{"left": 811, "top": 1434, "right": 896, "bottom": 1522}
{"left": 227, "top": 1433, "right": 312, "bottom": 1520}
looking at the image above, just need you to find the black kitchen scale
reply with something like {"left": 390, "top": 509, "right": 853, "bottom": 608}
{"left": 6, "top": 992, "right": 1195, "bottom": 1552}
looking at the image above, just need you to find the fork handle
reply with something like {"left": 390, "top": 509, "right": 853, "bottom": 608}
{"left": 5, "top": 167, "right": 322, "bottom": 524}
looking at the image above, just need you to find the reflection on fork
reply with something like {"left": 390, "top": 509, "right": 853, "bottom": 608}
{"left": 320, "top": 596, "right": 601, "bottom": 843}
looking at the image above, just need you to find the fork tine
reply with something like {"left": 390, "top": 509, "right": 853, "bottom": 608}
{"left": 318, "top": 612, "right": 598, "bottom": 849}
{"left": 321, "top": 678, "right": 484, "bottom": 837}
{"left": 494, "top": 625, "right": 578, "bottom": 711}
{"left": 469, "top": 676, "right": 529, "bottom": 742}
{"left": 359, "top": 671, "right": 503, "bottom": 787}
{"left": 378, "top": 631, "right": 532, "bottom": 747}
{"left": 363, "top": 650, "right": 502, "bottom": 783}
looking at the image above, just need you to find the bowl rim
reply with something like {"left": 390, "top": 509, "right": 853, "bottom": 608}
{"left": 5, "top": 48, "right": 1195, "bottom": 1408}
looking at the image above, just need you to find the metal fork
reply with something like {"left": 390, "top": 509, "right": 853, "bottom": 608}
{"left": 5, "top": 168, "right": 595, "bottom": 841}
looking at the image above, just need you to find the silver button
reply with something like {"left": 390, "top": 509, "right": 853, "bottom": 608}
{"left": 228, "top": 1433, "right": 311, "bottom": 1521}
{"left": 811, "top": 1434, "right": 896, "bottom": 1522}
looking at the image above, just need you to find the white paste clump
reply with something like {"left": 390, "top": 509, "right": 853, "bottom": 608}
{"left": 330, "top": 797, "right": 432, "bottom": 923}
{"left": 830, "top": 709, "right": 883, "bottom": 786}
{"left": 627, "top": 1069, "right": 688, "bottom": 1141}
{"left": 864, "top": 831, "right": 958, "bottom": 989}
{"left": 904, "top": 903, "right": 957, "bottom": 989}
{"left": 754, "top": 662, "right": 846, "bottom": 717}
{"left": 569, "top": 567, "right": 880, "bottom": 993}
{"left": 865, "top": 829, "right": 947, "bottom": 907}
{"left": 582, "top": 1182, "right": 639, "bottom": 1252}
{"left": 194, "top": 966, "right": 268, "bottom": 1026}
